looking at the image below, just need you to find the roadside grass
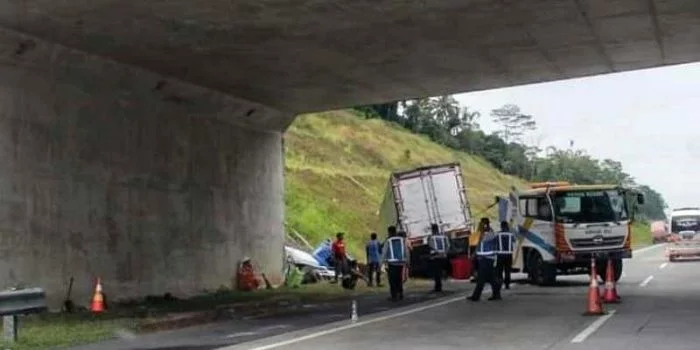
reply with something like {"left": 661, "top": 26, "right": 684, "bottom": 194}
{"left": 1, "top": 315, "right": 133, "bottom": 350}
{"left": 631, "top": 220, "right": 653, "bottom": 248}
{"left": 285, "top": 110, "right": 527, "bottom": 258}
{"left": 2, "top": 280, "right": 431, "bottom": 350}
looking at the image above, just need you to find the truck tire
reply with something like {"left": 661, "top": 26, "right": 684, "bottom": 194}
{"left": 596, "top": 259, "right": 622, "bottom": 282}
{"left": 527, "top": 251, "right": 556, "bottom": 286}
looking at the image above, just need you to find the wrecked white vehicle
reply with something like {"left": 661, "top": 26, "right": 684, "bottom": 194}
{"left": 284, "top": 246, "right": 336, "bottom": 283}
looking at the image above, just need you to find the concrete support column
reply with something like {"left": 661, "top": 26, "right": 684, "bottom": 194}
{"left": 0, "top": 30, "right": 290, "bottom": 306}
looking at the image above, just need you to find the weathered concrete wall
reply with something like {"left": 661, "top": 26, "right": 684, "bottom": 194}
{"left": 0, "top": 30, "right": 289, "bottom": 307}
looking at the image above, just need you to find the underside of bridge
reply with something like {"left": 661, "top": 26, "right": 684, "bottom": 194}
{"left": 0, "top": 0, "right": 698, "bottom": 305}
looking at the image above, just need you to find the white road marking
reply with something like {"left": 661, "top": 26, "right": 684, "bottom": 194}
{"left": 634, "top": 244, "right": 665, "bottom": 255}
{"left": 218, "top": 295, "right": 465, "bottom": 350}
{"left": 258, "top": 325, "right": 291, "bottom": 332}
{"left": 640, "top": 275, "right": 654, "bottom": 287}
{"left": 660, "top": 262, "right": 668, "bottom": 269}
{"left": 225, "top": 332, "right": 258, "bottom": 339}
{"left": 113, "top": 329, "right": 137, "bottom": 340}
{"left": 571, "top": 310, "right": 616, "bottom": 343}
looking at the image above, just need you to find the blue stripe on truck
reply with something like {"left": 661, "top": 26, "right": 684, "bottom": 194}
{"left": 518, "top": 225, "right": 557, "bottom": 256}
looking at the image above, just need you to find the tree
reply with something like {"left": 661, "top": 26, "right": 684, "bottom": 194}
{"left": 448, "top": 107, "right": 481, "bottom": 136}
{"left": 491, "top": 104, "right": 536, "bottom": 144}
{"left": 636, "top": 185, "right": 668, "bottom": 220}
{"left": 428, "top": 96, "right": 460, "bottom": 127}
{"left": 354, "top": 101, "right": 399, "bottom": 122}
{"left": 351, "top": 97, "right": 669, "bottom": 220}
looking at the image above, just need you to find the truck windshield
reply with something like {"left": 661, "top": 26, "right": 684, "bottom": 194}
{"left": 552, "top": 190, "right": 628, "bottom": 223}
{"left": 671, "top": 215, "right": 700, "bottom": 233}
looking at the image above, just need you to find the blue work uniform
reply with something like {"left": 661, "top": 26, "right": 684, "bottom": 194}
{"left": 468, "top": 231, "right": 502, "bottom": 301}
{"left": 383, "top": 236, "right": 407, "bottom": 301}
{"left": 496, "top": 231, "right": 516, "bottom": 289}
{"left": 366, "top": 239, "right": 383, "bottom": 286}
{"left": 428, "top": 234, "right": 450, "bottom": 292}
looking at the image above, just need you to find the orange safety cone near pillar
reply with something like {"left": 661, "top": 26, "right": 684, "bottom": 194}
{"left": 91, "top": 278, "right": 105, "bottom": 313}
{"left": 602, "top": 258, "right": 621, "bottom": 304}
{"left": 584, "top": 258, "right": 605, "bottom": 316}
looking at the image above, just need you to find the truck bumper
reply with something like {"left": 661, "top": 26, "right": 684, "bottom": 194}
{"left": 558, "top": 249, "right": 632, "bottom": 263}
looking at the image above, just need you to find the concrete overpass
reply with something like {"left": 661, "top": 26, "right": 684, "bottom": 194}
{"left": 0, "top": 0, "right": 698, "bottom": 305}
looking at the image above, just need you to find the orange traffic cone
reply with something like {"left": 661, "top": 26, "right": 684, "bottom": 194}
{"left": 584, "top": 259, "right": 605, "bottom": 316}
{"left": 91, "top": 278, "right": 105, "bottom": 313}
{"left": 602, "top": 259, "right": 621, "bottom": 304}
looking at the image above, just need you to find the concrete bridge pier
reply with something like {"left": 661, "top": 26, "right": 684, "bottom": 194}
{"left": 0, "top": 29, "right": 289, "bottom": 307}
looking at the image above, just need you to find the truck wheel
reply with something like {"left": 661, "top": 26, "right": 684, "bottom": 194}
{"left": 596, "top": 259, "right": 623, "bottom": 282}
{"left": 527, "top": 251, "right": 556, "bottom": 286}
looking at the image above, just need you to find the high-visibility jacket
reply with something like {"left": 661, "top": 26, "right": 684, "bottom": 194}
{"left": 496, "top": 231, "right": 516, "bottom": 255}
{"left": 428, "top": 235, "right": 450, "bottom": 258}
{"left": 476, "top": 231, "right": 498, "bottom": 259}
{"left": 382, "top": 236, "right": 407, "bottom": 264}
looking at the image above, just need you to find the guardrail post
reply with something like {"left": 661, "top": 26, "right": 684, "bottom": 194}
{"left": 3, "top": 315, "right": 18, "bottom": 342}
{"left": 0, "top": 287, "right": 47, "bottom": 343}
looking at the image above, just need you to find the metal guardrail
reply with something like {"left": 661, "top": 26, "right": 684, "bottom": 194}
{"left": 0, "top": 288, "right": 47, "bottom": 342}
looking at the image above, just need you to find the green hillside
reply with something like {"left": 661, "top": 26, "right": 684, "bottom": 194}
{"left": 283, "top": 110, "right": 527, "bottom": 258}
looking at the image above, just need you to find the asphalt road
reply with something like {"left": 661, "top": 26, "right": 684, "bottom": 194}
{"left": 71, "top": 283, "right": 469, "bottom": 350}
{"left": 218, "top": 244, "right": 700, "bottom": 350}
{"left": 75, "top": 244, "right": 695, "bottom": 350}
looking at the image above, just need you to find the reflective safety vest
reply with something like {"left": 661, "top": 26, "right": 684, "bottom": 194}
{"left": 428, "top": 235, "right": 449, "bottom": 257}
{"left": 496, "top": 231, "right": 516, "bottom": 255}
{"left": 476, "top": 231, "right": 497, "bottom": 259}
{"left": 383, "top": 236, "right": 407, "bottom": 263}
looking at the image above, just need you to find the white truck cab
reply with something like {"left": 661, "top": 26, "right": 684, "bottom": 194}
{"left": 498, "top": 182, "right": 644, "bottom": 285}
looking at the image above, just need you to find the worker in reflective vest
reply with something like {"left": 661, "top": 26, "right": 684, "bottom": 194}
{"left": 383, "top": 226, "right": 408, "bottom": 301}
{"left": 470, "top": 218, "right": 493, "bottom": 282}
{"left": 428, "top": 223, "right": 450, "bottom": 293}
{"left": 496, "top": 221, "right": 516, "bottom": 290}
{"left": 467, "top": 226, "right": 501, "bottom": 301}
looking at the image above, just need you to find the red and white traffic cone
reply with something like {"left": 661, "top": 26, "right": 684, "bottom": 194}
{"left": 584, "top": 259, "right": 605, "bottom": 316}
{"left": 91, "top": 278, "right": 105, "bottom": 313}
{"left": 602, "top": 258, "right": 621, "bottom": 304}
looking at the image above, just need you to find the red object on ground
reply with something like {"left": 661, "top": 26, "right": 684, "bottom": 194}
{"left": 237, "top": 264, "right": 260, "bottom": 291}
{"left": 450, "top": 255, "right": 471, "bottom": 279}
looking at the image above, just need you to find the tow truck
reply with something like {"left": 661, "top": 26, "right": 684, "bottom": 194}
{"left": 666, "top": 208, "right": 700, "bottom": 262}
{"left": 497, "top": 182, "right": 644, "bottom": 285}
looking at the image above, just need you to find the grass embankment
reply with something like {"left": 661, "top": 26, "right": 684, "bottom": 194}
{"left": 631, "top": 220, "right": 653, "bottom": 248}
{"left": 285, "top": 110, "right": 527, "bottom": 257}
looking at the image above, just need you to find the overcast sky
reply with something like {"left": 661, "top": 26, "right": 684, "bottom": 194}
{"left": 454, "top": 62, "right": 700, "bottom": 212}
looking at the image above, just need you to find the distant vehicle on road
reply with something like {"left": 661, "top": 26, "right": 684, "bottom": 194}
{"left": 666, "top": 208, "right": 700, "bottom": 261}
{"left": 651, "top": 220, "right": 670, "bottom": 243}
{"left": 498, "top": 182, "right": 644, "bottom": 285}
{"left": 377, "top": 163, "right": 472, "bottom": 277}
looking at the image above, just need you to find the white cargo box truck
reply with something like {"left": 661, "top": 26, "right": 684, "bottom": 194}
{"left": 377, "top": 163, "right": 473, "bottom": 276}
